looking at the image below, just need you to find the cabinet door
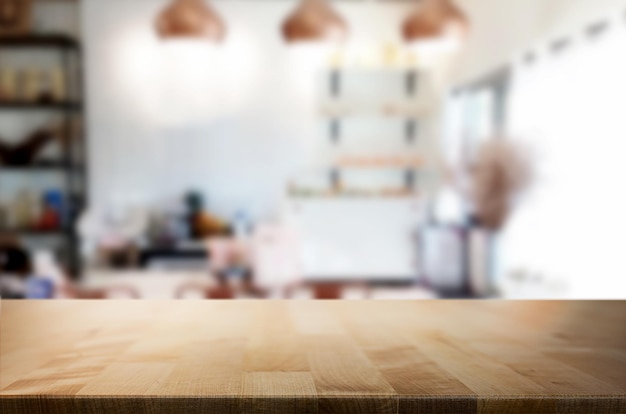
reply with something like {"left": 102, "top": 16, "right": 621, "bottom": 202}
{"left": 289, "top": 199, "right": 421, "bottom": 281}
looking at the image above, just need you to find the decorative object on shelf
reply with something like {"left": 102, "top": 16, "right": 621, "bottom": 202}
{"left": 0, "top": 67, "right": 17, "bottom": 100}
{"left": 156, "top": 0, "right": 226, "bottom": 42}
{"left": 50, "top": 68, "right": 66, "bottom": 102}
{"left": 146, "top": 211, "right": 181, "bottom": 247}
{"left": 382, "top": 43, "right": 402, "bottom": 68}
{"left": 11, "top": 189, "right": 39, "bottom": 229}
{"left": 38, "top": 190, "right": 65, "bottom": 231}
{"left": 78, "top": 207, "right": 148, "bottom": 269}
{"left": 0, "top": 202, "right": 8, "bottom": 228}
{"left": 20, "top": 68, "right": 40, "bottom": 102}
{"left": 36, "top": 70, "right": 55, "bottom": 103}
{"left": 402, "top": 0, "right": 469, "bottom": 51}
{"left": 0, "top": 66, "right": 69, "bottom": 103}
{"left": 0, "top": 123, "right": 63, "bottom": 166}
{"left": 184, "top": 191, "right": 229, "bottom": 239}
{"left": 0, "top": 127, "right": 55, "bottom": 166}
{"left": 282, "top": 0, "right": 348, "bottom": 43}
{"left": 232, "top": 209, "right": 251, "bottom": 240}
{"left": 0, "top": 0, "right": 32, "bottom": 36}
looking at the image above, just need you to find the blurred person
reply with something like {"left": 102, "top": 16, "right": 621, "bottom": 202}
{"left": 0, "top": 236, "right": 35, "bottom": 299}
{"left": 0, "top": 236, "right": 139, "bottom": 299}
{"left": 175, "top": 237, "right": 267, "bottom": 299}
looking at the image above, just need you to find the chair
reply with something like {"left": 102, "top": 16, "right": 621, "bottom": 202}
{"left": 174, "top": 280, "right": 235, "bottom": 299}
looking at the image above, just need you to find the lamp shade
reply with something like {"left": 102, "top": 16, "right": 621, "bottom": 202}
{"left": 156, "top": 0, "right": 226, "bottom": 42}
{"left": 282, "top": 0, "right": 348, "bottom": 43}
{"left": 403, "top": 0, "right": 468, "bottom": 45}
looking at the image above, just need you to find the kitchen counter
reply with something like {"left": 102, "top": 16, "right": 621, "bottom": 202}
{"left": 1, "top": 300, "right": 625, "bottom": 413}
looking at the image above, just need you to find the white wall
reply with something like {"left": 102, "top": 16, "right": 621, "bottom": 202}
{"left": 450, "top": 0, "right": 626, "bottom": 84}
{"left": 82, "top": 0, "right": 414, "bottom": 220}
{"left": 445, "top": 0, "right": 626, "bottom": 298}
{"left": 82, "top": 0, "right": 626, "bottom": 220}
{"left": 502, "top": 9, "right": 626, "bottom": 299}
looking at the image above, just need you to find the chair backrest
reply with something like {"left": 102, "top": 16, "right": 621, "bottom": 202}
{"left": 312, "top": 283, "right": 342, "bottom": 300}
{"left": 252, "top": 224, "right": 301, "bottom": 289}
{"left": 207, "top": 285, "right": 235, "bottom": 299}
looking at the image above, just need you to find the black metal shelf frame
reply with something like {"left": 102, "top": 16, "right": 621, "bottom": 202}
{"left": 0, "top": 34, "right": 87, "bottom": 278}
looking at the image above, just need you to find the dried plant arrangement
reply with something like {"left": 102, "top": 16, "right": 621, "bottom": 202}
{"left": 469, "top": 139, "right": 533, "bottom": 231}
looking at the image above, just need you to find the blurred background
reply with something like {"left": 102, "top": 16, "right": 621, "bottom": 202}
{"left": 1, "top": 0, "right": 625, "bottom": 300}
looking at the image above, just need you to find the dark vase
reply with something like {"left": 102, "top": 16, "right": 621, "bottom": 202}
{"left": 0, "top": 128, "right": 56, "bottom": 166}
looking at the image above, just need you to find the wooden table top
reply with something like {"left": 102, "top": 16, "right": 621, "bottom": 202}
{"left": 1, "top": 300, "right": 625, "bottom": 414}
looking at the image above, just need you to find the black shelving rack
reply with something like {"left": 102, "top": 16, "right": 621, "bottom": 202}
{"left": 0, "top": 34, "right": 87, "bottom": 278}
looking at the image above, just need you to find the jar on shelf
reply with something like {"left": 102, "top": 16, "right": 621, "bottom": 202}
{"left": 50, "top": 68, "right": 67, "bottom": 102}
{"left": 11, "top": 190, "right": 39, "bottom": 229}
{"left": 0, "top": 68, "right": 17, "bottom": 101}
{"left": 20, "top": 68, "right": 40, "bottom": 102}
{"left": 37, "top": 70, "right": 55, "bottom": 103}
{"left": 0, "top": 201, "right": 9, "bottom": 228}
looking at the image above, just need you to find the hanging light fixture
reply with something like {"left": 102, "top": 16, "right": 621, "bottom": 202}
{"left": 156, "top": 0, "right": 226, "bottom": 42}
{"left": 282, "top": 0, "right": 348, "bottom": 43}
{"left": 403, "top": 0, "right": 469, "bottom": 50}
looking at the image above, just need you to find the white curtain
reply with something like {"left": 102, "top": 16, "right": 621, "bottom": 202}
{"left": 503, "top": 14, "right": 626, "bottom": 298}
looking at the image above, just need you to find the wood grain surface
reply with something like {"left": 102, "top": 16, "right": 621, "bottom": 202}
{"left": 1, "top": 300, "right": 625, "bottom": 413}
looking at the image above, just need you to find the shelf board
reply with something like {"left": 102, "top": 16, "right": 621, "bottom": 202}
{"left": 318, "top": 105, "right": 432, "bottom": 119}
{"left": 0, "top": 228, "right": 70, "bottom": 236}
{"left": 0, "top": 101, "right": 83, "bottom": 111}
{"left": 0, "top": 161, "right": 83, "bottom": 171}
{"left": 334, "top": 161, "right": 424, "bottom": 170}
{"left": 320, "top": 114, "right": 426, "bottom": 120}
{"left": 289, "top": 194, "right": 418, "bottom": 200}
{"left": 322, "top": 67, "right": 421, "bottom": 74}
{"left": 0, "top": 34, "right": 80, "bottom": 50}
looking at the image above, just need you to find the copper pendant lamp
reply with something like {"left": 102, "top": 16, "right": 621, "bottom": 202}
{"left": 403, "top": 0, "right": 468, "bottom": 45}
{"left": 156, "top": 0, "right": 226, "bottom": 42}
{"left": 282, "top": 0, "right": 348, "bottom": 43}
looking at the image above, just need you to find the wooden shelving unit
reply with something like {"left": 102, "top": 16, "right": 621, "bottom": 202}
{"left": 320, "top": 67, "right": 432, "bottom": 195}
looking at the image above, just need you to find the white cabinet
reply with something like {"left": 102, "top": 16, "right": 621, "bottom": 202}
{"left": 286, "top": 198, "right": 422, "bottom": 281}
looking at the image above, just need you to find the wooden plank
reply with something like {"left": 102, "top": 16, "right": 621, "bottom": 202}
{"left": 556, "top": 397, "right": 626, "bottom": 414}
{"left": 400, "top": 397, "right": 477, "bottom": 414}
{"left": 333, "top": 303, "right": 476, "bottom": 397}
{"left": 318, "top": 396, "right": 397, "bottom": 414}
{"left": 544, "top": 349, "right": 626, "bottom": 388}
{"left": 76, "top": 363, "right": 174, "bottom": 396}
{"left": 306, "top": 335, "right": 396, "bottom": 396}
{"left": 413, "top": 336, "right": 549, "bottom": 396}
{"left": 0, "top": 397, "right": 243, "bottom": 414}
{"left": 244, "top": 303, "right": 309, "bottom": 372}
{"left": 478, "top": 397, "right": 558, "bottom": 414}
{"left": 241, "top": 372, "right": 317, "bottom": 414}
{"left": 468, "top": 342, "right": 625, "bottom": 395}
{"left": 157, "top": 338, "right": 246, "bottom": 397}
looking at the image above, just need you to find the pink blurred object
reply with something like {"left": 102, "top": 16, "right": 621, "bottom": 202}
{"left": 252, "top": 223, "right": 302, "bottom": 289}
{"left": 205, "top": 237, "right": 251, "bottom": 271}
